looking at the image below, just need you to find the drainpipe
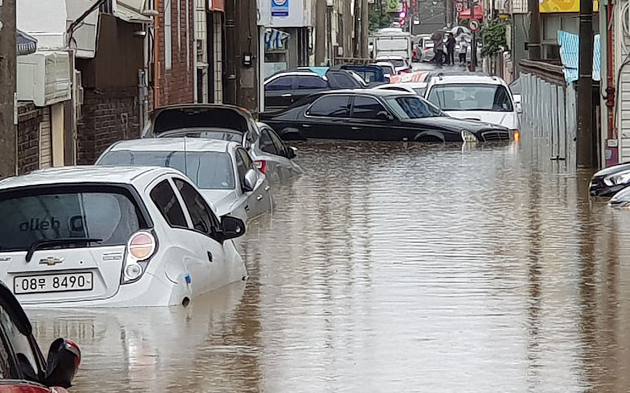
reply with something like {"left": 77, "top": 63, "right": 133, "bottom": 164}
{"left": 605, "top": 1, "right": 615, "bottom": 140}
{"left": 154, "top": 0, "right": 161, "bottom": 108}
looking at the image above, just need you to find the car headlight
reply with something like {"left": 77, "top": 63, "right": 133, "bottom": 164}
{"left": 604, "top": 170, "right": 630, "bottom": 187}
{"left": 461, "top": 130, "right": 478, "bottom": 143}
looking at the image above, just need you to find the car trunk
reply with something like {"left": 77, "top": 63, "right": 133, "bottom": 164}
{"left": 150, "top": 105, "right": 253, "bottom": 138}
{"left": 0, "top": 185, "right": 151, "bottom": 304}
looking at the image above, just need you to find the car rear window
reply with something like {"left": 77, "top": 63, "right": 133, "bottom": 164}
{"left": 98, "top": 151, "right": 235, "bottom": 190}
{"left": 0, "top": 186, "right": 148, "bottom": 252}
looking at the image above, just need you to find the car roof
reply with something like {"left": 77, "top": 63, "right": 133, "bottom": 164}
{"left": 428, "top": 74, "right": 507, "bottom": 86}
{"left": 312, "top": 88, "right": 414, "bottom": 97}
{"left": 0, "top": 166, "right": 182, "bottom": 191}
{"left": 107, "top": 138, "right": 239, "bottom": 153}
{"left": 265, "top": 70, "right": 325, "bottom": 83}
{"left": 379, "top": 82, "right": 427, "bottom": 88}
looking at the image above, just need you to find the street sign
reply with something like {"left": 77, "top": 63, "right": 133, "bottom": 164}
{"left": 455, "top": 3, "right": 464, "bottom": 12}
{"left": 469, "top": 19, "right": 480, "bottom": 32}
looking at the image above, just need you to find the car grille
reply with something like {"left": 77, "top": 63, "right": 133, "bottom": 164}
{"left": 480, "top": 129, "right": 510, "bottom": 141}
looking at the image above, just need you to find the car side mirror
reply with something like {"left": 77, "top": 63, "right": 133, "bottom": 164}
{"left": 287, "top": 146, "right": 297, "bottom": 160}
{"left": 377, "top": 111, "right": 393, "bottom": 121}
{"left": 220, "top": 216, "right": 246, "bottom": 240}
{"left": 43, "top": 338, "right": 81, "bottom": 389}
{"left": 513, "top": 94, "right": 523, "bottom": 114}
{"left": 242, "top": 169, "right": 258, "bottom": 193}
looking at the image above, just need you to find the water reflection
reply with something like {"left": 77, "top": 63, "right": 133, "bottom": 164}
{"left": 22, "top": 138, "right": 630, "bottom": 392}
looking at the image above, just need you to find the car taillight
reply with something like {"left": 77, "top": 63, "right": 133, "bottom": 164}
{"left": 255, "top": 160, "right": 267, "bottom": 174}
{"left": 122, "top": 231, "right": 157, "bottom": 284}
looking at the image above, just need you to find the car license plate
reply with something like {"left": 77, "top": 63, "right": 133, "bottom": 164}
{"left": 14, "top": 273, "right": 93, "bottom": 294}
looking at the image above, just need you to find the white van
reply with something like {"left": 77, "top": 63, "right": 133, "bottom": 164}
{"left": 424, "top": 75, "right": 522, "bottom": 136}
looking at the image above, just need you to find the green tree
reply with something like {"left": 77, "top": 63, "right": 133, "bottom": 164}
{"left": 369, "top": 6, "right": 393, "bottom": 32}
{"left": 480, "top": 18, "right": 508, "bottom": 58}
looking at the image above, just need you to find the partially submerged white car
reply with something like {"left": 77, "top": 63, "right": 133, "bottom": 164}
{"left": 425, "top": 75, "right": 522, "bottom": 136}
{"left": 0, "top": 166, "right": 247, "bottom": 307}
{"left": 96, "top": 138, "right": 273, "bottom": 223}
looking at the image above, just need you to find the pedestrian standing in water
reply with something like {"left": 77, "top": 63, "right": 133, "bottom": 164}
{"left": 459, "top": 37, "right": 469, "bottom": 65}
{"left": 431, "top": 31, "right": 444, "bottom": 65}
{"left": 446, "top": 33, "right": 456, "bottom": 66}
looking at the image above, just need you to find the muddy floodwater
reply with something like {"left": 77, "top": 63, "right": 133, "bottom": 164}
{"left": 27, "top": 139, "right": 630, "bottom": 392}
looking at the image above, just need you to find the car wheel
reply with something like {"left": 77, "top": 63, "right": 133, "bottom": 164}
{"left": 414, "top": 134, "right": 445, "bottom": 143}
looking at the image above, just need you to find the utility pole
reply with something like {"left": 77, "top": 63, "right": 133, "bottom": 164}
{"left": 224, "top": 0, "right": 258, "bottom": 113}
{"left": 527, "top": 0, "right": 541, "bottom": 60}
{"left": 576, "top": 0, "right": 594, "bottom": 167}
{"left": 354, "top": 0, "right": 361, "bottom": 57}
{"left": 468, "top": 0, "right": 476, "bottom": 71}
{"left": 0, "top": 0, "right": 16, "bottom": 179}
{"left": 445, "top": 0, "right": 453, "bottom": 28}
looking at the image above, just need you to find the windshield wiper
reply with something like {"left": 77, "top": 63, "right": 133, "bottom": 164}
{"left": 25, "top": 238, "right": 102, "bottom": 263}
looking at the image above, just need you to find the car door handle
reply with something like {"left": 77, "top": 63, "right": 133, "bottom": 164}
{"left": 302, "top": 124, "right": 312, "bottom": 128}
{"left": 265, "top": 186, "right": 271, "bottom": 192}
{"left": 351, "top": 126, "right": 361, "bottom": 130}
{"left": 281, "top": 93, "right": 292, "bottom": 97}
{"left": 207, "top": 251, "right": 213, "bottom": 262}
{"left": 256, "top": 195, "right": 264, "bottom": 201}
{"left": 245, "top": 205, "right": 250, "bottom": 211}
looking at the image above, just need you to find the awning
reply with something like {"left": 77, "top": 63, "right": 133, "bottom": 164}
{"left": 17, "top": 30, "right": 37, "bottom": 56}
{"left": 265, "top": 28, "right": 290, "bottom": 50}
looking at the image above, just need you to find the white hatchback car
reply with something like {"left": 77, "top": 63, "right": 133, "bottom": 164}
{"left": 0, "top": 166, "right": 247, "bottom": 307}
{"left": 96, "top": 139, "right": 273, "bottom": 223}
{"left": 424, "top": 75, "right": 522, "bottom": 135}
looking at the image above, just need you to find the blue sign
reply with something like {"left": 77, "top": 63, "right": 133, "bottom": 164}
{"left": 271, "top": 0, "right": 289, "bottom": 17}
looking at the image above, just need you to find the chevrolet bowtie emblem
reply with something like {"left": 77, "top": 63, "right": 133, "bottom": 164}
{"left": 39, "top": 257, "right": 64, "bottom": 266}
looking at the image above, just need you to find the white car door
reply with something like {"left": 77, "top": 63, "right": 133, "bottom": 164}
{"left": 235, "top": 147, "right": 272, "bottom": 220}
{"left": 171, "top": 176, "right": 234, "bottom": 294}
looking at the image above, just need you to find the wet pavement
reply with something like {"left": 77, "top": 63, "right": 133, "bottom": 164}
{"left": 27, "top": 136, "right": 630, "bottom": 392}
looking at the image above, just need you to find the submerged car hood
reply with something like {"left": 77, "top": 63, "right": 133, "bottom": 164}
{"left": 443, "top": 110, "right": 518, "bottom": 130}
{"left": 592, "top": 162, "right": 630, "bottom": 178}
{"left": 200, "top": 189, "right": 238, "bottom": 217}
{"left": 402, "top": 116, "right": 506, "bottom": 132}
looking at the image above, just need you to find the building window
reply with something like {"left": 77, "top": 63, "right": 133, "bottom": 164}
{"left": 165, "top": 0, "right": 172, "bottom": 69}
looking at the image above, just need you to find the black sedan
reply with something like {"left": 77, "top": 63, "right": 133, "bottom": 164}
{"left": 589, "top": 162, "right": 630, "bottom": 197}
{"left": 259, "top": 89, "right": 511, "bottom": 142}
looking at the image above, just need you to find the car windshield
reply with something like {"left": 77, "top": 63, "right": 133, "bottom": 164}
{"left": 426, "top": 83, "right": 514, "bottom": 112}
{"left": 348, "top": 70, "right": 380, "bottom": 83}
{"left": 98, "top": 151, "right": 235, "bottom": 190}
{"left": 385, "top": 96, "right": 444, "bottom": 119}
{"left": 0, "top": 186, "right": 147, "bottom": 252}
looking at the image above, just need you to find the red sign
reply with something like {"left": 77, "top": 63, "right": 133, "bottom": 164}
{"left": 209, "top": 0, "right": 224, "bottom": 11}
{"left": 458, "top": 4, "right": 483, "bottom": 19}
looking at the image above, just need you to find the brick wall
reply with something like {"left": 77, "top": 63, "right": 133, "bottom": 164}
{"left": 77, "top": 88, "right": 140, "bottom": 165}
{"left": 17, "top": 104, "right": 44, "bottom": 175}
{"left": 157, "top": 0, "right": 196, "bottom": 106}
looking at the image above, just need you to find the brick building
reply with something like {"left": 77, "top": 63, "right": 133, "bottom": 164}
{"left": 153, "top": 0, "right": 196, "bottom": 106}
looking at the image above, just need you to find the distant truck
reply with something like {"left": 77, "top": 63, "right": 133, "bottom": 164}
{"left": 370, "top": 29, "right": 412, "bottom": 63}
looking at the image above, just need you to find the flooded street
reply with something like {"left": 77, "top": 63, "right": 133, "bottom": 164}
{"left": 26, "top": 138, "right": 630, "bottom": 392}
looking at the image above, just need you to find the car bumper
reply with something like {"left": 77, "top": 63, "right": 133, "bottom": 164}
{"left": 20, "top": 271, "right": 192, "bottom": 308}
